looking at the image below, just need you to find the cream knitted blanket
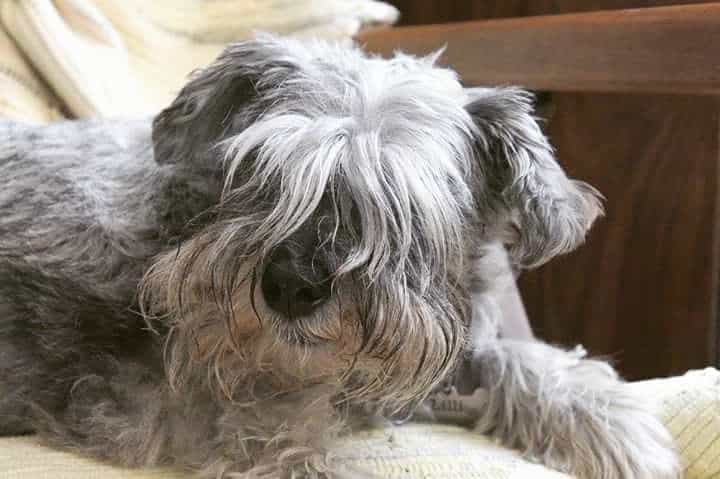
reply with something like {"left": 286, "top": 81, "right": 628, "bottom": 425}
{"left": 0, "top": 0, "right": 398, "bottom": 120}
{"left": 1, "top": 369, "right": 719, "bottom": 478}
{"left": 0, "top": 18, "right": 63, "bottom": 123}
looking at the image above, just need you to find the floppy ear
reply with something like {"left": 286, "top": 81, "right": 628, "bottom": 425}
{"left": 466, "top": 87, "right": 603, "bottom": 268}
{"left": 152, "top": 36, "right": 297, "bottom": 171}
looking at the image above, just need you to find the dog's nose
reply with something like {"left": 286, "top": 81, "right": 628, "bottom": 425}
{"left": 261, "top": 247, "right": 331, "bottom": 318}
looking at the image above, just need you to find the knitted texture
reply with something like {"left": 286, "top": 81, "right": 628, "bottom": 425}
{"left": 0, "top": 16, "right": 63, "bottom": 122}
{"left": 0, "top": 0, "right": 398, "bottom": 117}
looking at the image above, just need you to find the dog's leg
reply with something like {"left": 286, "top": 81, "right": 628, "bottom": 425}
{"left": 464, "top": 338, "right": 680, "bottom": 479}
{"left": 31, "top": 365, "right": 176, "bottom": 467}
{"left": 55, "top": 371, "right": 347, "bottom": 478}
{"left": 42, "top": 374, "right": 338, "bottom": 478}
{"left": 451, "top": 246, "right": 680, "bottom": 479}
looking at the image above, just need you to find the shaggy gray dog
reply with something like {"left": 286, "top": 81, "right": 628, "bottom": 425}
{"left": 0, "top": 35, "right": 679, "bottom": 478}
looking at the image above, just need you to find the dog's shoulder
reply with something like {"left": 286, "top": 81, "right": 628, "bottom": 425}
{"left": 1, "top": 117, "right": 152, "bottom": 153}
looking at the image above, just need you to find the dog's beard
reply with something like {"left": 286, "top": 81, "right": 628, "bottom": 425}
{"left": 140, "top": 245, "right": 466, "bottom": 414}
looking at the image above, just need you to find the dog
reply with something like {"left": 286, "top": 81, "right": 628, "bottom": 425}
{"left": 0, "top": 34, "right": 679, "bottom": 478}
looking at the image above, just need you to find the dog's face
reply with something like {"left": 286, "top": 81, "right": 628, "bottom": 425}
{"left": 144, "top": 35, "right": 602, "bottom": 409}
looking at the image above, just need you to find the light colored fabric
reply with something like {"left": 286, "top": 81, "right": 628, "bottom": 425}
{"left": 331, "top": 424, "right": 571, "bottom": 478}
{"left": 0, "top": 14, "right": 63, "bottom": 123}
{"left": 2, "top": 369, "right": 720, "bottom": 478}
{"left": 627, "top": 368, "right": 720, "bottom": 478}
{"left": 1, "top": 0, "right": 144, "bottom": 118}
{"left": 0, "top": 436, "right": 173, "bottom": 479}
{"left": 0, "top": 0, "right": 398, "bottom": 118}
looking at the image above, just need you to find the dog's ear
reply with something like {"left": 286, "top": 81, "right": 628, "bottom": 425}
{"left": 465, "top": 87, "right": 603, "bottom": 267}
{"left": 152, "top": 35, "right": 297, "bottom": 170}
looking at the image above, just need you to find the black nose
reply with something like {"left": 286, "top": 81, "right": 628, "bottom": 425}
{"left": 261, "top": 247, "right": 331, "bottom": 318}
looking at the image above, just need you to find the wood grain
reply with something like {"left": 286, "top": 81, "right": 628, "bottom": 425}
{"left": 388, "top": 0, "right": 720, "bottom": 24}
{"left": 518, "top": 94, "right": 720, "bottom": 380}
{"left": 359, "top": 3, "right": 720, "bottom": 94}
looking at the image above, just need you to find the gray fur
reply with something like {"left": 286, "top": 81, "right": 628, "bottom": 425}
{"left": 0, "top": 34, "right": 677, "bottom": 478}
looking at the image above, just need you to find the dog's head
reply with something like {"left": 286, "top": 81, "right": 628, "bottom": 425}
{"left": 143, "top": 35, "right": 602, "bottom": 410}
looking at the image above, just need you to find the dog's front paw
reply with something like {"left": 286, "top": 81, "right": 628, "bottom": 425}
{"left": 538, "top": 386, "right": 681, "bottom": 479}
{"left": 471, "top": 342, "right": 681, "bottom": 479}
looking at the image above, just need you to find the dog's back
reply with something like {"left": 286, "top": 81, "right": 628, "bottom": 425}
{"left": 0, "top": 118, "right": 165, "bottom": 435}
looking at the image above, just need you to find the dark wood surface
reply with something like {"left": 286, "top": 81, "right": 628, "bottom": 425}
{"left": 519, "top": 94, "right": 720, "bottom": 379}
{"left": 389, "top": 0, "right": 720, "bottom": 24}
{"left": 358, "top": 3, "right": 720, "bottom": 95}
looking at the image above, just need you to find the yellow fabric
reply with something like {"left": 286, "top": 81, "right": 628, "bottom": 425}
{"left": 2, "top": 369, "right": 720, "bottom": 478}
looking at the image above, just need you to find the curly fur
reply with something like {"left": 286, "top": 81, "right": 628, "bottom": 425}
{"left": 0, "top": 34, "right": 677, "bottom": 478}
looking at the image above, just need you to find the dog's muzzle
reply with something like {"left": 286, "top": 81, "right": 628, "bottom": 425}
{"left": 261, "top": 246, "right": 331, "bottom": 318}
